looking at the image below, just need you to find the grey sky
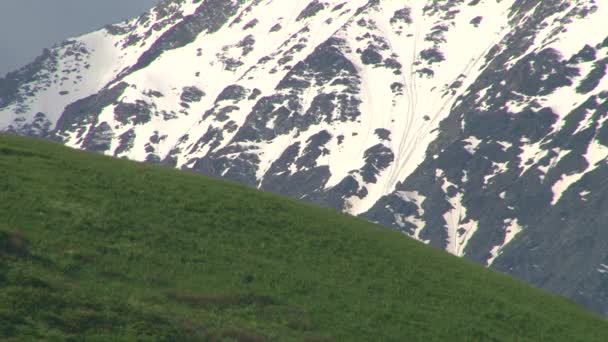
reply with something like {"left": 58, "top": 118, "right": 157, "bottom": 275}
{"left": 0, "top": 0, "right": 159, "bottom": 77}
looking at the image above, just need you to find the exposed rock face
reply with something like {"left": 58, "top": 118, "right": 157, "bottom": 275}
{"left": 2, "top": 0, "right": 608, "bottom": 315}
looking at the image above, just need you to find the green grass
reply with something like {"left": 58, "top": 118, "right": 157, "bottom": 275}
{"left": 0, "top": 133, "right": 606, "bottom": 341}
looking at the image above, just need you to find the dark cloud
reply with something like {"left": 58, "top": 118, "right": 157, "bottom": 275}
{"left": 0, "top": 0, "right": 158, "bottom": 76}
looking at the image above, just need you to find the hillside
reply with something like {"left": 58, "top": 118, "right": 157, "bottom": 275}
{"left": 1, "top": 133, "right": 607, "bottom": 341}
{"left": 2, "top": 0, "right": 608, "bottom": 314}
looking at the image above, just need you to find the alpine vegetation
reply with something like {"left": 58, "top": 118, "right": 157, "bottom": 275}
{"left": 2, "top": 133, "right": 608, "bottom": 340}
{"left": 2, "top": 0, "right": 608, "bottom": 315}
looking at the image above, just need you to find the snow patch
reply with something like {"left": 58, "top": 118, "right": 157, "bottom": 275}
{"left": 463, "top": 136, "right": 482, "bottom": 154}
{"left": 518, "top": 139, "right": 546, "bottom": 175}
{"left": 483, "top": 161, "right": 509, "bottom": 185}
{"left": 551, "top": 139, "right": 608, "bottom": 205}
{"left": 440, "top": 177, "right": 478, "bottom": 256}
{"left": 487, "top": 218, "right": 523, "bottom": 266}
{"left": 394, "top": 191, "right": 427, "bottom": 242}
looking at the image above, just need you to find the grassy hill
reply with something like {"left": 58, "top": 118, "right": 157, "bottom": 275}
{"left": 1, "top": 133, "right": 607, "bottom": 341}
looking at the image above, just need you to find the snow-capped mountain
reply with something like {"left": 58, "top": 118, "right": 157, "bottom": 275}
{"left": 2, "top": 0, "right": 608, "bottom": 314}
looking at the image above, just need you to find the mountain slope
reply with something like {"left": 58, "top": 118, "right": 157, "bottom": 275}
{"left": 2, "top": 0, "right": 608, "bottom": 314}
{"left": 2, "top": 133, "right": 608, "bottom": 341}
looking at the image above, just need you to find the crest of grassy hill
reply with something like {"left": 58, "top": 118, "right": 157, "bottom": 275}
{"left": 0, "top": 133, "right": 607, "bottom": 341}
